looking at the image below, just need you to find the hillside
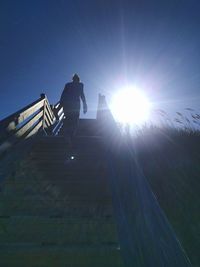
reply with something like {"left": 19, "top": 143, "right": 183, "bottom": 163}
{"left": 131, "top": 126, "right": 200, "bottom": 266}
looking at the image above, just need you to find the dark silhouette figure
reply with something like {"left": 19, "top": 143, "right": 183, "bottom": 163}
{"left": 60, "top": 74, "right": 87, "bottom": 139}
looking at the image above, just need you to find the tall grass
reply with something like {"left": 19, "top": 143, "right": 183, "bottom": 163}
{"left": 125, "top": 110, "right": 200, "bottom": 266}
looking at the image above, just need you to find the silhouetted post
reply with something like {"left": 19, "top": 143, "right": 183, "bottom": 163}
{"left": 40, "top": 93, "right": 46, "bottom": 131}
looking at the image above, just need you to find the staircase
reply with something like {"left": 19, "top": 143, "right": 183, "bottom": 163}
{"left": 0, "top": 95, "right": 193, "bottom": 267}
{"left": 0, "top": 119, "right": 124, "bottom": 267}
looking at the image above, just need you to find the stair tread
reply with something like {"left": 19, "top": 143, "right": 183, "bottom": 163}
{"left": 0, "top": 123, "right": 125, "bottom": 267}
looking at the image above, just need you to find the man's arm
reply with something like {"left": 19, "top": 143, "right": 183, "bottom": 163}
{"left": 80, "top": 84, "right": 87, "bottom": 114}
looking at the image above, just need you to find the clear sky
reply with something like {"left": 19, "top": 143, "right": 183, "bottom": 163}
{"left": 1, "top": 0, "right": 200, "bottom": 120}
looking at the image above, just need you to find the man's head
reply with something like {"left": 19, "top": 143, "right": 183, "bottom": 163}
{"left": 72, "top": 73, "right": 80, "bottom": 82}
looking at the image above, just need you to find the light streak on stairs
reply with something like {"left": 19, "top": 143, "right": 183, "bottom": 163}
{"left": 0, "top": 94, "right": 192, "bottom": 266}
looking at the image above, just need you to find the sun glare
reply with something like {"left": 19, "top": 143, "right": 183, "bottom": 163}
{"left": 110, "top": 87, "right": 151, "bottom": 125}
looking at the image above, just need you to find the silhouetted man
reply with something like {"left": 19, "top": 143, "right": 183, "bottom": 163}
{"left": 60, "top": 74, "right": 87, "bottom": 139}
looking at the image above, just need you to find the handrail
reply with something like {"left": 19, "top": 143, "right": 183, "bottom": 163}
{"left": 0, "top": 94, "right": 64, "bottom": 155}
{"left": 51, "top": 101, "right": 65, "bottom": 136}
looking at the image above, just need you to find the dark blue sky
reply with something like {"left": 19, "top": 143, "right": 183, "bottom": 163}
{"left": 1, "top": 0, "right": 200, "bottom": 120}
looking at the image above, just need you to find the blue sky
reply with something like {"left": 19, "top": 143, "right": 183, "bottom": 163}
{"left": 1, "top": 0, "right": 200, "bottom": 120}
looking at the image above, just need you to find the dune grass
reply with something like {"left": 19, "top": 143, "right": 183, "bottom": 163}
{"left": 126, "top": 123, "right": 200, "bottom": 266}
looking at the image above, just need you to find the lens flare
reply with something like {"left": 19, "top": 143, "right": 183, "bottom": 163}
{"left": 110, "top": 87, "right": 151, "bottom": 124}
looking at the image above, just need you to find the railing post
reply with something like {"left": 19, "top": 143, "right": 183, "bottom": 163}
{"left": 0, "top": 95, "right": 48, "bottom": 154}
{"left": 40, "top": 93, "right": 47, "bottom": 134}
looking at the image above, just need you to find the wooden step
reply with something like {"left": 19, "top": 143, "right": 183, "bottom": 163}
{"left": 0, "top": 195, "right": 113, "bottom": 217}
{"left": 0, "top": 244, "right": 124, "bottom": 267}
{"left": 0, "top": 216, "right": 119, "bottom": 244}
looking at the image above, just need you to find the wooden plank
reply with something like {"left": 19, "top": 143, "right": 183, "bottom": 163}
{"left": 57, "top": 106, "right": 64, "bottom": 117}
{"left": 44, "top": 107, "right": 55, "bottom": 128}
{"left": 53, "top": 102, "right": 63, "bottom": 116}
{"left": 25, "top": 120, "right": 43, "bottom": 139}
{"left": 52, "top": 119, "right": 64, "bottom": 135}
{"left": 0, "top": 95, "right": 54, "bottom": 155}
{"left": 52, "top": 104, "right": 63, "bottom": 121}
{"left": 45, "top": 106, "right": 54, "bottom": 124}
{"left": 45, "top": 100, "right": 55, "bottom": 121}
{"left": 59, "top": 112, "right": 64, "bottom": 121}
{"left": 17, "top": 99, "right": 45, "bottom": 124}
{"left": 0, "top": 98, "right": 45, "bottom": 135}
{"left": 15, "top": 110, "right": 43, "bottom": 138}
{"left": 44, "top": 117, "right": 51, "bottom": 128}
{"left": 0, "top": 116, "right": 43, "bottom": 156}
{"left": 45, "top": 105, "right": 55, "bottom": 125}
{"left": 54, "top": 102, "right": 60, "bottom": 109}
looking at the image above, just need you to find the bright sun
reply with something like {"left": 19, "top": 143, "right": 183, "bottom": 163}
{"left": 110, "top": 87, "right": 151, "bottom": 124}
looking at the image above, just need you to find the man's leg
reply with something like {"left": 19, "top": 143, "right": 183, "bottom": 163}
{"left": 71, "top": 111, "right": 80, "bottom": 138}
{"left": 62, "top": 111, "right": 73, "bottom": 144}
